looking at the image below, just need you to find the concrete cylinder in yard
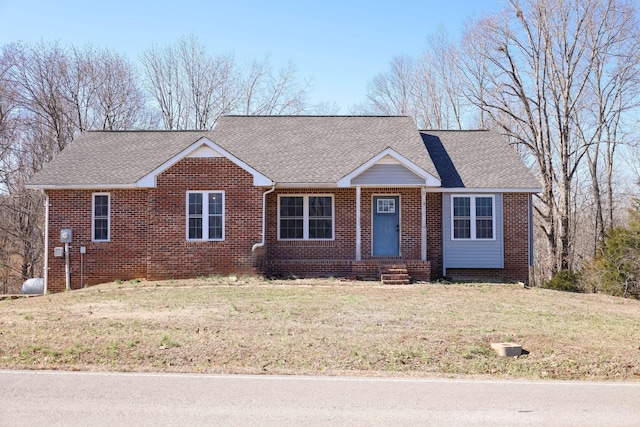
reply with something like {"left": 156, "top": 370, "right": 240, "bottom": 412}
{"left": 21, "top": 278, "right": 44, "bottom": 294}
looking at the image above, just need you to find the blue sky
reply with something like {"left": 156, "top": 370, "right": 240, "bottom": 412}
{"left": 0, "top": 0, "right": 504, "bottom": 111}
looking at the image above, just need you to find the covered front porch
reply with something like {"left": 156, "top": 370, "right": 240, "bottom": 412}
{"left": 261, "top": 148, "right": 442, "bottom": 283}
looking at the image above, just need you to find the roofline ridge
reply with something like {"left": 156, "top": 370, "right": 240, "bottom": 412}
{"left": 84, "top": 129, "right": 217, "bottom": 133}
{"left": 419, "top": 129, "right": 490, "bottom": 132}
{"left": 222, "top": 115, "right": 411, "bottom": 118}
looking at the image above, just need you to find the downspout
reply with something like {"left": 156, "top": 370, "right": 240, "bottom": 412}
{"left": 355, "top": 186, "right": 361, "bottom": 261}
{"left": 43, "top": 191, "right": 49, "bottom": 294}
{"left": 421, "top": 186, "right": 427, "bottom": 261}
{"left": 252, "top": 185, "right": 276, "bottom": 252}
{"left": 442, "top": 193, "right": 446, "bottom": 278}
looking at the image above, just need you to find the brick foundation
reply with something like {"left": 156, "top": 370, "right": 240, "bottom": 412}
{"left": 265, "top": 259, "right": 432, "bottom": 282}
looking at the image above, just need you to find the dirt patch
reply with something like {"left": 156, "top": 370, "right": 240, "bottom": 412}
{"left": 1, "top": 277, "right": 639, "bottom": 380}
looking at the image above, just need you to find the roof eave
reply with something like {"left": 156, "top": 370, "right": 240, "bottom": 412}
{"left": 25, "top": 183, "right": 140, "bottom": 190}
{"left": 429, "top": 187, "right": 542, "bottom": 193}
{"left": 274, "top": 182, "right": 337, "bottom": 189}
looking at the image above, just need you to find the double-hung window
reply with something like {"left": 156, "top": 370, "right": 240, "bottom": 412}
{"left": 452, "top": 195, "right": 495, "bottom": 240}
{"left": 187, "top": 191, "right": 224, "bottom": 241}
{"left": 92, "top": 193, "right": 110, "bottom": 242}
{"left": 279, "top": 195, "right": 333, "bottom": 240}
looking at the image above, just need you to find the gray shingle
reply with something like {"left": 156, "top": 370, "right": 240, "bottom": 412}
{"left": 28, "top": 131, "right": 217, "bottom": 187}
{"left": 28, "top": 116, "right": 539, "bottom": 191}
{"left": 421, "top": 130, "right": 540, "bottom": 189}
{"left": 212, "top": 116, "right": 439, "bottom": 184}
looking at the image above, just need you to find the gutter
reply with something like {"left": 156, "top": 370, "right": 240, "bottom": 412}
{"left": 425, "top": 187, "right": 543, "bottom": 194}
{"left": 252, "top": 185, "right": 276, "bottom": 252}
{"left": 25, "top": 183, "right": 140, "bottom": 190}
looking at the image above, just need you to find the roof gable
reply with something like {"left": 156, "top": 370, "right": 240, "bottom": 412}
{"left": 337, "top": 148, "right": 440, "bottom": 187}
{"left": 136, "top": 137, "right": 272, "bottom": 187}
{"left": 186, "top": 145, "right": 224, "bottom": 158}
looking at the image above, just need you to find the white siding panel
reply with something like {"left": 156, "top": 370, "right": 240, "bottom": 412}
{"left": 443, "top": 194, "right": 504, "bottom": 269}
{"left": 352, "top": 164, "right": 424, "bottom": 186}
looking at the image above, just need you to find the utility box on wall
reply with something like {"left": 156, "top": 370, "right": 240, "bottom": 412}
{"left": 60, "top": 229, "right": 72, "bottom": 243}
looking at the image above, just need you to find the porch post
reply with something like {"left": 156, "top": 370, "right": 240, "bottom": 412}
{"left": 421, "top": 186, "right": 427, "bottom": 261}
{"left": 356, "top": 186, "right": 361, "bottom": 261}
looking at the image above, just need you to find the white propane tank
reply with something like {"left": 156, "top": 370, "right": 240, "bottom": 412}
{"left": 21, "top": 278, "right": 44, "bottom": 294}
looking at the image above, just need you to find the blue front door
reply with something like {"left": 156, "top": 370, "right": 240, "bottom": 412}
{"left": 372, "top": 196, "right": 400, "bottom": 256}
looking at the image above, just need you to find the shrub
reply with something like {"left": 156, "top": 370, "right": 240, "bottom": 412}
{"left": 543, "top": 270, "right": 582, "bottom": 293}
{"left": 580, "top": 199, "right": 640, "bottom": 299}
{"left": 585, "top": 228, "right": 640, "bottom": 299}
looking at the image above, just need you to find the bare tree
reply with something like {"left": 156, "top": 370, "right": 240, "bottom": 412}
{"left": 361, "top": 32, "right": 468, "bottom": 129}
{"left": 0, "top": 41, "right": 148, "bottom": 291}
{"left": 241, "top": 56, "right": 310, "bottom": 115}
{"left": 177, "top": 37, "right": 239, "bottom": 129}
{"left": 576, "top": 1, "right": 640, "bottom": 247}
{"left": 0, "top": 45, "right": 23, "bottom": 292}
{"left": 88, "top": 47, "right": 148, "bottom": 130}
{"left": 461, "top": 0, "right": 640, "bottom": 276}
{"left": 364, "top": 55, "right": 416, "bottom": 118}
{"left": 141, "top": 41, "right": 189, "bottom": 129}
{"left": 142, "top": 36, "right": 310, "bottom": 129}
{"left": 0, "top": 44, "right": 19, "bottom": 189}
{"left": 11, "top": 41, "right": 75, "bottom": 154}
{"left": 415, "top": 29, "right": 466, "bottom": 129}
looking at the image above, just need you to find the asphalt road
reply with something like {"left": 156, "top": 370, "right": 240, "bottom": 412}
{"left": 1, "top": 370, "right": 639, "bottom": 426}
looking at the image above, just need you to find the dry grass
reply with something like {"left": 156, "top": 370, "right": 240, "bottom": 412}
{"left": 1, "top": 276, "right": 639, "bottom": 381}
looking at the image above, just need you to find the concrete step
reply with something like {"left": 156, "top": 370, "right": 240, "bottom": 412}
{"left": 381, "top": 279, "right": 411, "bottom": 285}
{"left": 382, "top": 268, "right": 407, "bottom": 274}
{"left": 381, "top": 273, "right": 410, "bottom": 281}
{"left": 379, "top": 264, "right": 408, "bottom": 273}
{"left": 379, "top": 263, "right": 411, "bottom": 284}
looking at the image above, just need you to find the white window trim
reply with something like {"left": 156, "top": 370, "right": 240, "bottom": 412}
{"left": 376, "top": 198, "right": 396, "bottom": 214}
{"left": 277, "top": 194, "right": 335, "bottom": 241}
{"left": 186, "top": 191, "right": 225, "bottom": 241}
{"left": 92, "top": 192, "right": 110, "bottom": 242}
{"left": 451, "top": 194, "right": 496, "bottom": 241}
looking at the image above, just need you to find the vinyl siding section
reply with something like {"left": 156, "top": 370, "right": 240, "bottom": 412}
{"left": 352, "top": 164, "right": 424, "bottom": 186}
{"left": 442, "top": 193, "right": 504, "bottom": 269}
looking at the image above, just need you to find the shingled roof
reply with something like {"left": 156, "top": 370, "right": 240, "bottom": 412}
{"left": 213, "top": 115, "right": 438, "bottom": 185}
{"left": 27, "top": 116, "right": 540, "bottom": 191}
{"left": 421, "top": 131, "right": 541, "bottom": 190}
{"left": 27, "top": 130, "right": 216, "bottom": 188}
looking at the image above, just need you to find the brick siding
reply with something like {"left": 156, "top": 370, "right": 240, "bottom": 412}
{"left": 146, "top": 157, "right": 263, "bottom": 281}
{"left": 426, "top": 192, "right": 443, "bottom": 279}
{"left": 45, "top": 158, "right": 264, "bottom": 292}
{"left": 44, "top": 169, "right": 531, "bottom": 291}
{"left": 46, "top": 189, "right": 148, "bottom": 292}
{"left": 502, "top": 193, "right": 531, "bottom": 282}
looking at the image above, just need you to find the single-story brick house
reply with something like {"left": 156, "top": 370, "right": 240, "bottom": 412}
{"left": 27, "top": 116, "right": 540, "bottom": 292}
